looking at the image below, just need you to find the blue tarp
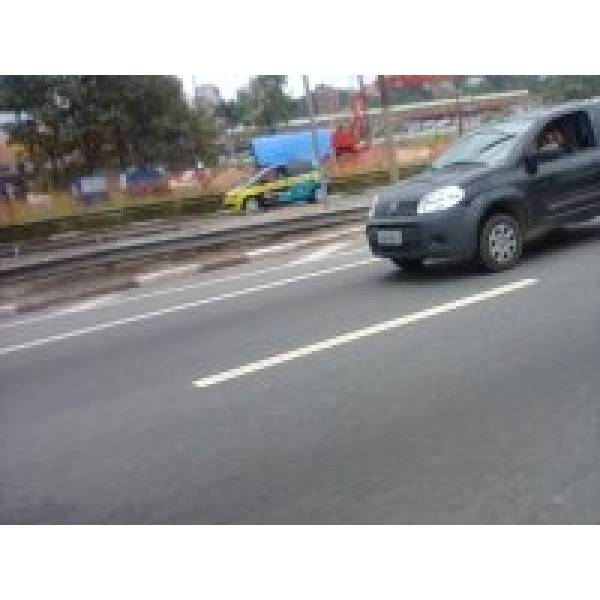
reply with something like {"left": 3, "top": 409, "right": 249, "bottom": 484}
{"left": 125, "top": 168, "right": 164, "bottom": 185}
{"left": 251, "top": 130, "right": 332, "bottom": 168}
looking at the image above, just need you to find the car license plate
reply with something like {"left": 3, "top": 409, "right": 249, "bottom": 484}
{"left": 377, "top": 229, "right": 403, "bottom": 246}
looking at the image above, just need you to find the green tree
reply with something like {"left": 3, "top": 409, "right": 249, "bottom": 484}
{"left": 536, "top": 76, "right": 600, "bottom": 102}
{"left": 237, "top": 75, "right": 295, "bottom": 131}
{"left": 0, "top": 75, "right": 77, "bottom": 185}
{"left": 0, "top": 75, "right": 219, "bottom": 183}
{"left": 188, "top": 102, "right": 218, "bottom": 166}
{"left": 215, "top": 99, "right": 244, "bottom": 128}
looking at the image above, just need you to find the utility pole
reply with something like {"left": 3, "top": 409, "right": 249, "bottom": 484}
{"left": 378, "top": 75, "right": 397, "bottom": 182}
{"left": 303, "top": 75, "right": 327, "bottom": 200}
{"left": 455, "top": 76, "right": 463, "bottom": 136}
{"left": 357, "top": 74, "right": 371, "bottom": 145}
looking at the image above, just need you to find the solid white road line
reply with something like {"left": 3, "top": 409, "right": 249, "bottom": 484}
{"left": 193, "top": 278, "right": 539, "bottom": 388}
{"left": 0, "top": 247, "right": 369, "bottom": 331}
{"left": 0, "top": 258, "right": 376, "bottom": 356}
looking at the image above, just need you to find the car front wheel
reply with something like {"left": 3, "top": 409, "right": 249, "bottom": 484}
{"left": 244, "top": 197, "right": 262, "bottom": 213}
{"left": 478, "top": 213, "right": 523, "bottom": 271}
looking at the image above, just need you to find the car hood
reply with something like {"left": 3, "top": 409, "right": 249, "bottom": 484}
{"left": 378, "top": 163, "right": 492, "bottom": 201}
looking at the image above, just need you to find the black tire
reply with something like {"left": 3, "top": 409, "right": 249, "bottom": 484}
{"left": 478, "top": 213, "right": 523, "bottom": 272}
{"left": 306, "top": 186, "right": 319, "bottom": 204}
{"left": 391, "top": 258, "right": 424, "bottom": 272}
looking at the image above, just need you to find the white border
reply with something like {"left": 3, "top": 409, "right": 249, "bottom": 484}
{"left": 3, "top": 1, "right": 599, "bottom": 74}
{"left": 2, "top": 3, "right": 599, "bottom": 598}
{"left": 1, "top": 526, "right": 597, "bottom": 599}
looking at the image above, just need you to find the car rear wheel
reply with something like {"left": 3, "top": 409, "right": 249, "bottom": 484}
{"left": 478, "top": 213, "right": 523, "bottom": 271}
{"left": 391, "top": 258, "right": 424, "bottom": 272}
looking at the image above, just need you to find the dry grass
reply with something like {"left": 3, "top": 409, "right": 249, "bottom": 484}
{"left": 0, "top": 138, "right": 452, "bottom": 226}
{"left": 203, "top": 165, "right": 254, "bottom": 193}
{"left": 0, "top": 163, "right": 259, "bottom": 226}
{"left": 0, "top": 188, "right": 207, "bottom": 226}
{"left": 325, "top": 135, "right": 453, "bottom": 177}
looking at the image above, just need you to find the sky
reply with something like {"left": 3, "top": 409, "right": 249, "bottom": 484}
{"left": 179, "top": 75, "right": 370, "bottom": 100}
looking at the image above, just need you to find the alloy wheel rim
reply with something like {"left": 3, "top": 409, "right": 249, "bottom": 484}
{"left": 488, "top": 222, "right": 517, "bottom": 263}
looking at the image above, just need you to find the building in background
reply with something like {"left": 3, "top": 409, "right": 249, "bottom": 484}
{"left": 427, "top": 79, "right": 458, "bottom": 99}
{"left": 194, "top": 84, "right": 222, "bottom": 114}
{"left": 0, "top": 122, "right": 26, "bottom": 199}
{"left": 0, "top": 132, "right": 14, "bottom": 173}
{"left": 0, "top": 111, "right": 28, "bottom": 133}
{"left": 0, "top": 112, "right": 27, "bottom": 173}
{"left": 313, "top": 84, "right": 342, "bottom": 115}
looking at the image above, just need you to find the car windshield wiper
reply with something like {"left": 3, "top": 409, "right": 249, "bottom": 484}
{"left": 434, "top": 160, "right": 485, "bottom": 169}
{"left": 480, "top": 134, "right": 515, "bottom": 151}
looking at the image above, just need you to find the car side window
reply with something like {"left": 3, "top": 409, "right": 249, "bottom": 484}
{"left": 258, "top": 169, "right": 277, "bottom": 184}
{"left": 287, "top": 160, "right": 314, "bottom": 177}
{"left": 535, "top": 111, "right": 596, "bottom": 161}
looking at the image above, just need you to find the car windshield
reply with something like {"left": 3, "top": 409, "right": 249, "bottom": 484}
{"left": 433, "top": 120, "right": 532, "bottom": 169}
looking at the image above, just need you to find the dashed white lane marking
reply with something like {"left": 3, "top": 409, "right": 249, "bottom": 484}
{"left": 246, "top": 240, "right": 306, "bottom": 257}
{"left": 136, "top": 262, "right": 200, "bottom": 283}
{"left": 291, "top": 241, "right": 352, "bottom": 265}
{"left": 193, "top": 278, "right": 539, "bottom": 388}
{"left": 0, "top": 258, "right": 376, "bottom": 356}
{"left": 0, "top": 247, "right": 369, "bottom": 331}
{"left": 137, "top": 233, "right": 360, "bottom": 283}
{"left": 246, "top": 226, "right": 362, "bottom": 257}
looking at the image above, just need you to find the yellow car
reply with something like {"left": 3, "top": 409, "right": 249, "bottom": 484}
{"left": 224, "top": 163, "right": 321, "bottom": 213}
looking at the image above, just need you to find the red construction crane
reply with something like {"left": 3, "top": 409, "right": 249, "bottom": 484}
{"left": 332, "top": 76, "right": 455, "bottom": 157}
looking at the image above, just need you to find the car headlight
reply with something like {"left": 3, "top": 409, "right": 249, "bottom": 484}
{"left": 368, "top": 194, "right": 379, "bottom": 218}
{"left": 417, "top": 185, "right": 465, "bottom": 214}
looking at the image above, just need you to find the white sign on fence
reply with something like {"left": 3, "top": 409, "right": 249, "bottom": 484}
{"left": 79, "top": 175, "right": 108, "bottom": 195}
{"left": 26, "top": 193, "right": 52, "bottom": 207}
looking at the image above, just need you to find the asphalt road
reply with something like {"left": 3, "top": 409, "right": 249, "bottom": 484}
{"left": 1, "top": 221, "right": 599, "bottom": 523}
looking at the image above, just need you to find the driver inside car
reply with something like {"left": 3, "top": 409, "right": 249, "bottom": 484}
{"left": 538, "top": 125, "right": 577, "bottom": 155}
{"left": 538, "top": 128, "right": 563, "bottom": 150}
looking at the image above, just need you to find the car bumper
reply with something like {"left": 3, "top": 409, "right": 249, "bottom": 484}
{"left": 366, "top": 206, "right": 478, "bottom": 261}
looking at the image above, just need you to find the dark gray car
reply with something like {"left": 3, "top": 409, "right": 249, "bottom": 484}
{"left": 366, "top": 98, "right": 600, "bottom": 271}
